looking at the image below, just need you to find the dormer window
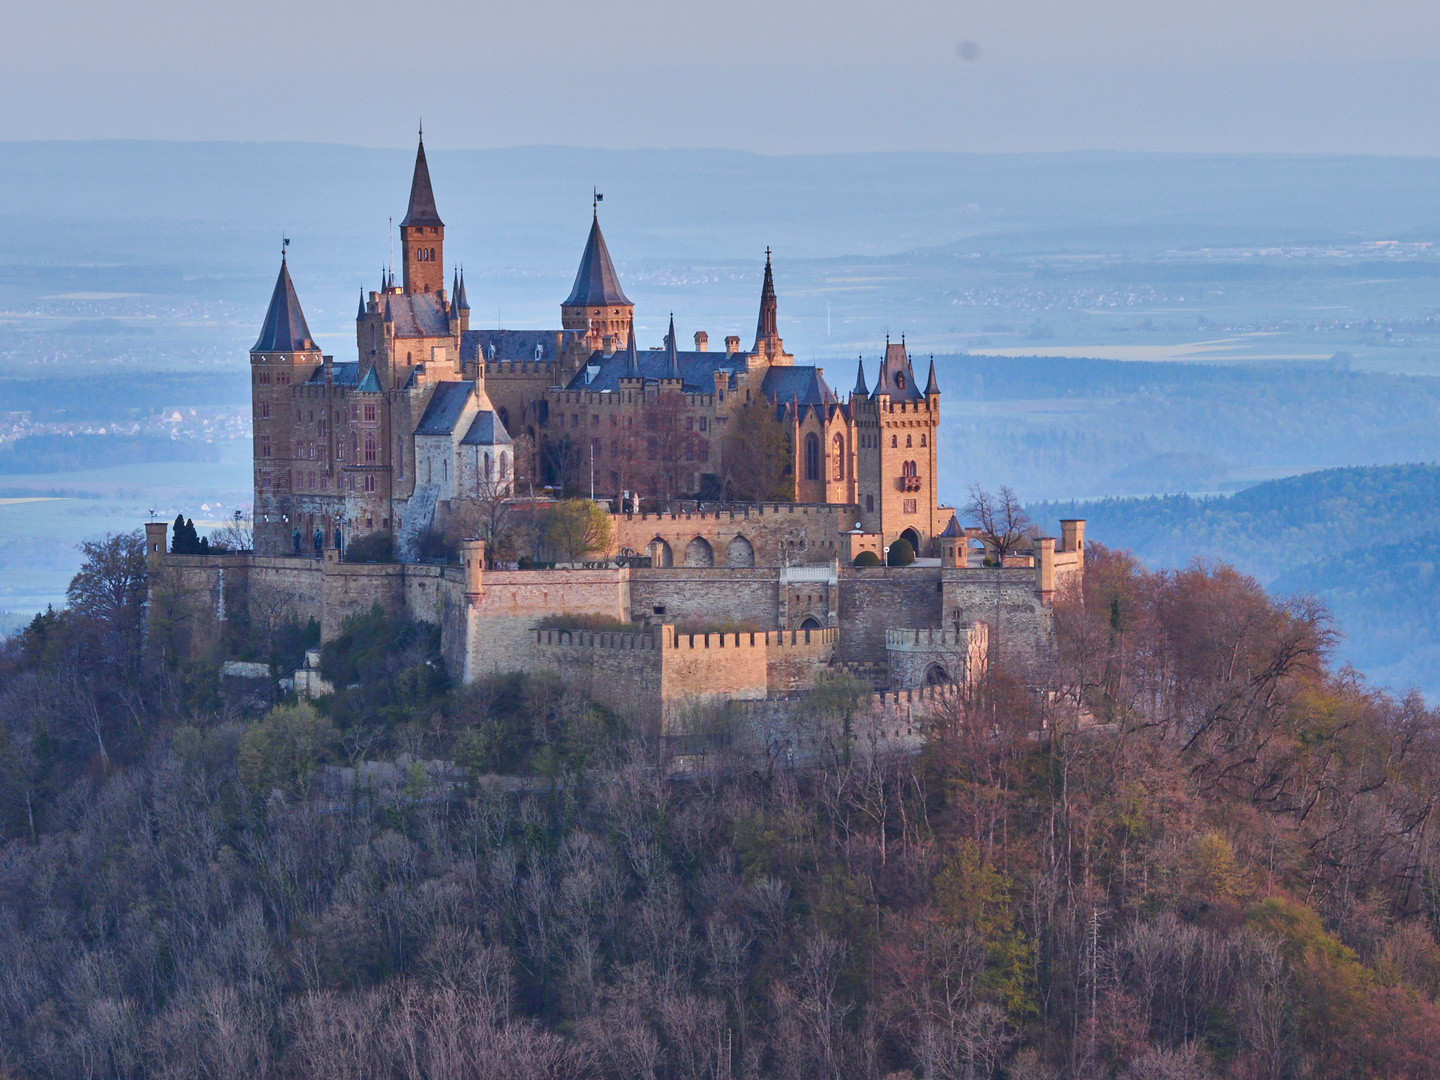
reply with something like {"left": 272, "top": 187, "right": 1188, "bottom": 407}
{"left": 895, "top": 373, "right": 905, "bottom": 390}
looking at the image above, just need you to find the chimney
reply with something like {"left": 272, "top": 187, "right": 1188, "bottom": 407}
{"left": 603, "top": 335, "right": 616, "bottom": 357}
{"left": 694, "top": 331, "right": 708, "bottom": 352}
{"left": 725, "top": 335, "right": 740, "bottom": 355}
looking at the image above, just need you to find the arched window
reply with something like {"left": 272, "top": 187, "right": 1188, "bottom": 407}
{"left": 891, "top": 434, "right": 897, "bottom": 448}
{"left": 902, "top": 460, "right": 917, "bottom": 477}
{"left": 832, "top": 434, "right": 846, "bottom": 480}
{"left": 484, "top": 452, "right": 492, "bottom": 479}
{"left": 364, "top": 431, "right": 376, "bottom": 464}
{"left": 804, "top": 433, "right": 820, "bottom": 481}
{"left": 500, "top": 452, "right": 509, "bottom": 478}
{"left": 920, "top": 433, "right": 927, "bottom": 447}
{"left": 906, "top": 434, "right": 912, "bottom": 448}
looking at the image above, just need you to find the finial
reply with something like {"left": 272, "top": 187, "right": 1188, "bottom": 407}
{"left": 765, "top": 246, "right": 771, "bottom": 263}
{"left": 419, "top": 119, "right": 423, "bottom": 141}
{"left": 282, "top": 236, "right": 290, "bottom": 260}
{"left": 593, "top": 187, "right": 603, "bottom": 216}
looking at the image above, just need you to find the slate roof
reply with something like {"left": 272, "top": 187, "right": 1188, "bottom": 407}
{"left": 461, "top": 410, "right": 512, "bottom": 446}
{"left": 384, "top": 293, "right": 451, "bottom": 339}
{"left": 414, "top": 381, "right": 474, "bottom": 435}
{"left": 464, "top": 329, "right": 583, "bottom": 363}
{"left": 853, "top": 357, "right": 868, "bottom": 396}
{"left": 252, "top": 257, "right": 314, "bottom": 353}
{"left": 564, "top": 347, "right": 748, "bottom": 394}
{"left": 563, "top": 215, "right": 631, "bottom": 308}
{"left": 761, "top": 365, "right": 838, "bottom": 408}
{"left": 871, "top": 340, "right": 925, "bottom": 402}
{"left": 925, "top": 358, "right": 941, "bottom": 395}
{"left": 306, "top": 361, "right": 360, "bottom": 387}
{"left": 399, "top": 138, "right": 443, "bottom": 228}
{"left": 938, "top": 515, "right": 963, "bottom": 537}
{"left": 357, "top": 366, "right": 383, "bottom": 393}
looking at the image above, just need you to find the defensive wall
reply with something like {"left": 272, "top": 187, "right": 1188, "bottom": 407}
{"left": 608, "top": 502, "right": 861, "bottom": 568}
{"left": 531, "top": 624, "right": 835, "bottom": 728}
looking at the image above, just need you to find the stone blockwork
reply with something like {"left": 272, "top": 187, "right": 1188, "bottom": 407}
{"left": 610, "top": 503, "right": 856, "bottom": 568}
{"left": 886, "top": 625, "right": 988, "bottom": 689}
{"left": 530, "top": 624, "right": 836, "bottom": 729}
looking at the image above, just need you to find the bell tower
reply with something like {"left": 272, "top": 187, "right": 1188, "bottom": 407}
{"left": 400, "top": 131, "right": 444, "bottom": 295}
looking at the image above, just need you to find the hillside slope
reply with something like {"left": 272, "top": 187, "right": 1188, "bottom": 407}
{"left": 1034, "top": 463, "right": 1440, "bottom": 695}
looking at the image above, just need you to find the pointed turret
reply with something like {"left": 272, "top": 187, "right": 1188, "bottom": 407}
{"left": 561, "top": 212, "right": 634, "bottom": 349}
{"left": 399, "top": 135, "right": 443, "bottom": 229}
{"left": 252, "top": 255, "right": 314, "bottom": 353}
{"left": 563, "top": 215, "right": 632, "bottom": 307}
{"left": 400, "top": 132, "right": 445, "bottom": 294}
{"left": 383, "top": 297, "right": 393, "bottom": 323}
{"left": 356, "top": 290, "right": 366, "bottom": 320}
{"left": 853, "top": 357, "right": 868, "bottom": 396}
{"left": 754, "top": 248, "right": 779, "bottom": 353}
{"left": 925, "top": 356, "right": 940, "bottom": 395}
{"left": 625, "top": 325, "right": 641, "bottom": 378}
{"left": 455, "top": 270, "right": 469, "bottom": 310}
{"left": 663, "top": 314, "right": 682, "bottom": 380}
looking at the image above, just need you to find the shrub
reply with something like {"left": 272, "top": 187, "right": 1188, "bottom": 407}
{"left": 536, "top": 613, "right": 642, "bottom": 633}
{"left": 674, "top": 616, "right": 763, "bottom": 636}
{"left": 543, "top": 499, "right": 613, "bottom": 563}
{"left": 344, "top": 532, "right": 395, "bottom": 563}
{"left": 853, "top": 550, "right": 881, "bottom": 567}
{"left": 887, "top": 538, "right": 915, "bottom": 566}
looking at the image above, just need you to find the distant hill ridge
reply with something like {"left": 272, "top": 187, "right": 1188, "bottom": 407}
{"left": 1034, "top": 463, "right": 1440, "bottom": 697}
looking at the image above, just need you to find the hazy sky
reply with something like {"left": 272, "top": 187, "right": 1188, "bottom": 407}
{"left": 5, "top": 0, "right": 1439, "bottom": 153}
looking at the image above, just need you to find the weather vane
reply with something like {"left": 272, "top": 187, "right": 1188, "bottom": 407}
{"left": 593, "top": 187, "right": 603, "bottom": 213}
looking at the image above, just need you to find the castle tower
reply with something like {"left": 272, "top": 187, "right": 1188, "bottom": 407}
{"left": 400, "top": 134, "right": 444, "bottom": 296}
{"left": 250, "top": 253, "right": 323, "bottom": 554}
{"left": 854, "top": 338, "right": 941, "bottom": 553}
{"left": 560, "top": 211, "right": 633, "bottom": 351}
{"left": 754, "top": 248, "right": 785, "bottom": 360}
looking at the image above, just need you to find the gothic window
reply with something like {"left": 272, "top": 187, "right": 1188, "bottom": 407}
{"left": 920, "top": 433, "right": 927, "bottom": 447}
{"left": 906, "top": 434, "right": 912, "bottom": 447}
{"left": 364, "top": 432, "right": 376, "bottom": 464}
{"left": 484, "top": 453, "right": 492, "bottom": 479}
{"left": 260, "top": 435, "right": 270, "bottom": 458}
{"left": 832, "top": 434, "right": 845, "bottom": 480}
{"left": 261, "top": 401, "right": 270, "bottom": 420}
{"left": 364, "top": 474, "right": 376, "bottom": 492}
{"left": 804, "top": 433, "right": 820, "bottom": 481}
{"left": 902, "top": 461, "right": 917, "bottom": 477}
{"left": 891, "top": 434, "right": 897, "bottom": 448}
{"left": 535, "top": 343, "right": 544, "bottom": 360}
{"left": 500, "top": 452, "right": 509, "bottom": 478}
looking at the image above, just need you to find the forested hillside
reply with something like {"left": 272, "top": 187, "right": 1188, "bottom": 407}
{"left": 1034, "top": 463, "right": 1440, "bottom": 696}
{"left": 3, "top": 534, "right": 1440, "bottom": 1078}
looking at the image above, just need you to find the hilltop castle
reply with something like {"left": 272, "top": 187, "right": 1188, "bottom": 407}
{"left": 146, "top": 135, "right": 1086, "bottom": 737}
{"left": 252, "top": 136, "right": 948, "bottom": 566}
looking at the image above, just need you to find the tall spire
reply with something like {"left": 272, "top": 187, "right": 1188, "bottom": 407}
{"left": 252, "top": 257, "right": 313, "bottom": 352}
{"left": 399, "top": 133, "right": 443, "bottom": 228}
{"left": 925, "top": 356, "right": 940, "bottom": 395}
{"left": 853, "top": 356, "right": 868, "bottom": 396}
{"left": 454, "top": 269, "right": 469, "bottom": 311}
{"left": 664, "top": 314, "right": 682, "bottom": 379}
{"left": 754, "top": 247, "right": 778, "bottom": 349}
{"left": 563, "top": 214, "right": 631, "bottom": 307}
{"left": 356, "top": 290, "right": 366, "bottom": 320}
{"left": 625, "top": 325, "right": 641, "bottom": 377}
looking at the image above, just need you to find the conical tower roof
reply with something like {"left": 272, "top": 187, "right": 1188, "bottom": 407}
{"left": 356, "top": 290, "right": 366, "bottom": 320}
{"left": 563, "top": 214, "right": 631, "bottom": 307}
{"left": 252, "top": 256, "right": 313, "bottom": 352}
{"left": 755, "top": 249, "right": 778, "bottom": 344}
{"left": 853, "top": 357, "right": 868, "bottom": 396}
{"left": 925, "top": 357, "right": 940, "bottom": 395}
{"left": 663, "top": 314, "right": 681, "bottom": 379}
{"left": 399, "top": 135, "right": 443, "bottom": 228}
{"left": 625, "top": 325, "right": 641, "bottom": 377}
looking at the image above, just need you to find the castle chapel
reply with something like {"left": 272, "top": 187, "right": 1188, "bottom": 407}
{"left": 250, "top": 136, "right": 950, "bottom": 561}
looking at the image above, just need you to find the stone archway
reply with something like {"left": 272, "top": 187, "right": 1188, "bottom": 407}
{"left": 800, "top": 616, "right": 822, "bottom": 631}
{"left": 649, "top": 537, "right": 674, "bottom": 567}
{"left": 924, "top": 663, "right": 950, "bottom": 686}
{"left": 901, "top": 527, "right": 922, "bottom": 554}
{"left": 725, "top": 534, "right": 755, "bottom": 567}
{"left": 684, "top": 536, "right": 714, "bottom": 567}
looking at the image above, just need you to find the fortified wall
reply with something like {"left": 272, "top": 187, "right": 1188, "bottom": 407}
{"left": 142, "top": 514, "right": 1084, "bottom": 733}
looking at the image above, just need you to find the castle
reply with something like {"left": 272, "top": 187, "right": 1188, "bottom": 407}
{"left": 147, "top": 135, "right": 1086, "bottom": 737}
{"left": 252, "top": 135, "right": 948, "bottom": 566}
